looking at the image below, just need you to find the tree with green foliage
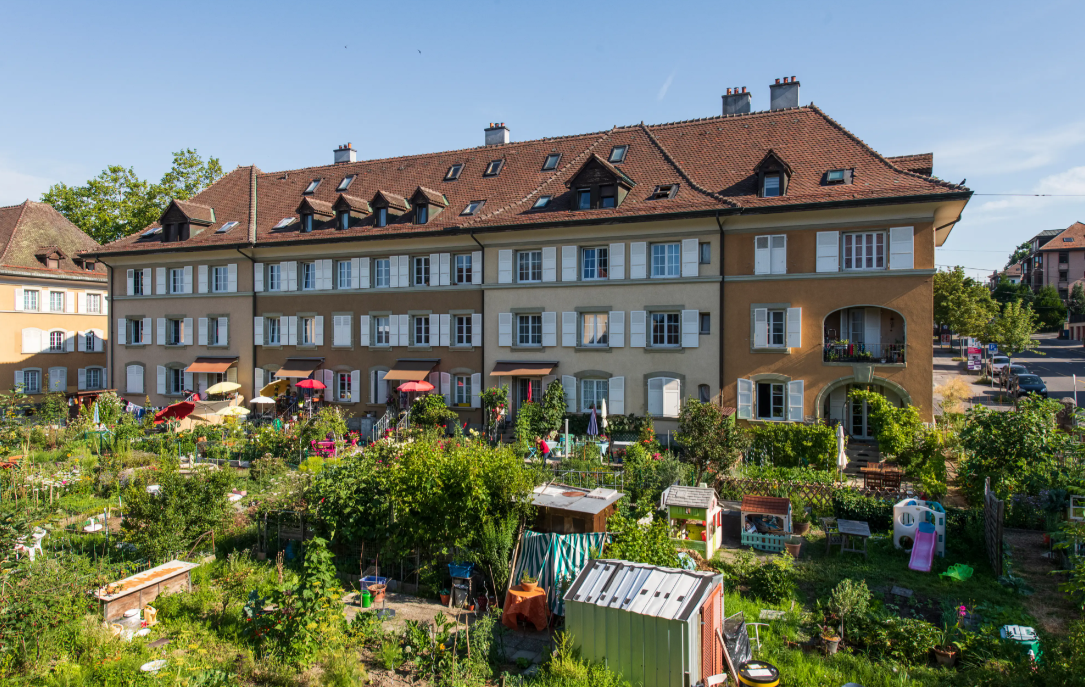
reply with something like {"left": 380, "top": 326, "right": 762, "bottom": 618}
{"left": 991, "top": 276, "right": 1035, "bottom": 306}
{"left": 1006, "top": 241, "right": 1031, "bottom": 268}
{"left": 41, "top": 149, "right": 223, "bottom": 244}
{"left": 409, "top": 393, "right": 456, "bottom": 429}
{"left": 1034, "top": 284, "right": 1069, "bottom": 331}
{"left": 1070, "top": 282, "right": 1085, "bottom": 316}
{"left": 933, "top": 267, "right": 998, "bottom": 350}
{"left": 676, "top": 399, "right": 749, "bottom": 483}
{"left": 848, "top": 390, "right": 948, "bottom": 497}
{"left": 605, "top": 512, "right": 679, "bottom": 567}
{"left": 539, "top": 379, "right": 568, "bottom": 435}
{"left": 983, "top": 299, "right": 1040, "bottom": 359}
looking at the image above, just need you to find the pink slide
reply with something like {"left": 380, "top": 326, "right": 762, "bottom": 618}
{"left": 908, "top": 522, "right": 937, "bottom": 572}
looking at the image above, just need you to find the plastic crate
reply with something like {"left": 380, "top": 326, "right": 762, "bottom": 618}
{"left": 448, "top": 562, "right": 473, "bottom": 578}
{"left": 360, "top": 575, "right": 387, "bottom": 590}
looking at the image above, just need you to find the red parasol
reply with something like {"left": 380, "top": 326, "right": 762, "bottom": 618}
{"left": 296, "top": 379, "right": 326, "bottom": 390}
{"left": 397, "top": 380, "right": 434, "bottom": 392}
{"left": 154, "top": 401, "right": 195, "bottom": 424}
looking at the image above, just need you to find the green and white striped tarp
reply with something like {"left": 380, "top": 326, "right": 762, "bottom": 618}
{"left": 511, "top": 530, "right": 610, "bottom": 616}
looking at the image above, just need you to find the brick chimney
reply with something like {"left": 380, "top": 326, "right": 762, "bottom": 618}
{"left": 721, "top": 86, "right": 751, "bottom": 115}
{"left": 333, "top": 143, "right": 356, "bottom": 164}
{"left": 769, "top": 77, "right": 800, "bottom": 111}
{"left": 485, "top": 123, "right": 510, "bottom": 146}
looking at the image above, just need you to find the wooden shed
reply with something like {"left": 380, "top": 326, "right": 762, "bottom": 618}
{"left": 94, "top": 560, "right": 200, "bottom": 621}
{"left": 531, "top": 484, "right": 622, "bottom": 534}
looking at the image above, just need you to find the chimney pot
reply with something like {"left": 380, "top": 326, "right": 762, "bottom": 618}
{"left": 742, "top": 86, "right": 746, "bottom": 93}
{"left": 769, "top": 76, "right": 800, "bottom": 111}
{"left": 721, "top": 86, "right": 752, "bottom": 116}
{"left": 775, "top": 78, "right": 781, "bottom": 84}
{"left": 333, "top": 143, "right": 356, "bottom": 164}
{"left": 484, "top": 122, "right": 510, "bottom": 146}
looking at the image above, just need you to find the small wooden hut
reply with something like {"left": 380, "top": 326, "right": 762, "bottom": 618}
{"left": 740, "top": 495, "right": 793, "bottom": 552}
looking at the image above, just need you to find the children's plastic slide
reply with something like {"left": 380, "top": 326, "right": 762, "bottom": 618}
{"left": 908, "top": 522, "right": 937, "bottom": 572}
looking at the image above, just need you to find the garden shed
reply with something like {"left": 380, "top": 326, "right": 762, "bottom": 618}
{"left": 563, "top": 559, "right": 724, "bottom": 687}
{"left": 740, "top": 495, "right": 792, "bottom": 552}
{"left": 661, "top": 485, "right": 723, "bottom": 558}
{"left": 531, "top": 483, "right": 623, "bottom": 534}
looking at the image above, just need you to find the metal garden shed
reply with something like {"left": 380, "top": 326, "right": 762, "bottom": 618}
{"left": 563, "top": 559, "right": 724, "bottom": 687}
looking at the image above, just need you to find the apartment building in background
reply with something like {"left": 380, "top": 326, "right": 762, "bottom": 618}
{"left": 1018, "top": 228, "right": 1062, "bottom": 293}
{"left": 1035, "top": 221, "right": 1085, "bottom": 301}
{"left": 87, "top": 78, "right": 971, "bottom": 435}
{"left": 0, "top": 201, "right": 108, "bottom": 399}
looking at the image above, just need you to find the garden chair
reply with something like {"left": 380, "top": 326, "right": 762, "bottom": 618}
{"left": 882, "top": 472, "right": 902, "bottom": 490}
{"left": 820, "top": 518, "right": 842, "bottom": 554}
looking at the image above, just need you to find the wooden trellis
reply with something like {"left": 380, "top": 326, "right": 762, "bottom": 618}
{"left": 983, "top": 477, "right": 1005, "bottom": 576}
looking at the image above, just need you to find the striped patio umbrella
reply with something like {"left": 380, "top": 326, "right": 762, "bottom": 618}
{"left": 586, "top": 407, "right": 598, "bottom": 436}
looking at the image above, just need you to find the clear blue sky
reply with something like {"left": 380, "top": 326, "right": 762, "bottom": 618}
{"left": 2, "top": 0, "right": 1083, "bottom": 277}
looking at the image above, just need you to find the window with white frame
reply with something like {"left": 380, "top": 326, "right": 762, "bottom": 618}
{"left": 49, "top": 291, "right": 65, "bottom": 312}
{"left": 413, "top": 256, "right": 430, "bottom": 286}
{"left": 455, "top": 254, "right": 473, "bottom": 284}
{"left": 517, "top": 314, "right": 542, "bottom": 346}
{"left": 762, "top": 174, "right": 782, "bottom": 197}
{"left": 414, "top": 316, "right": 430, "bottom": 346}
{"left": 581, "top": 312, "right": 609, "bottom": 346}
{"left": 301, "top": 262, "right": 316, "bottom": 290}
{"left": 651, "top": 243, "right": 680, "bottom": 278}
{"left": 210, "top": 317, "right": 224, "bottom": 346}
{"left": 128, "top": 319, "right": 144, "bottom": 345}
{"left": 374, "top": 316, "right": 390, "bottom": 346}
{"left": 517, "top": 250, "right": 542, "bottom": 283}
{"left": 300, "top": 317, "right": 315, "bottom": 345}
{"left": 582, "top": 247, "right": 609, "bottom": 280}
{"left": 85, "top": 330, "right": 96, "bottom": 352}
{"left": 86, "top": 293, "right": 101, "bottom": 313}
{"left": 765, "top": 310, "right": 786, "bottom": 347}
{"left": 754, "top": 235, "right": 787, "bottom": 275}
{"left": 212, "top": 266, "right": 228, "bottom": 292}
{"left": 650, "top": 312, "right": 680, "bottom": 346}
{"left": 49, "top": 331, "right": 64, "bottom": 352}
{"left": 375, "top": 259, "right": 390, "bottom": 288}
{"left": 647, "top": 377, "right": 681, "bottom": 417}
{"left": 843, "top": 232, "right": 885, "bottom": 270}
{"left": 168, "top": 318, "right": 183, "bottom": 345}
{"left": 266, "top": 318, "right": 281, "bottom": 345}
{"left": 756, "top": 382, "right": 785, "bottom": 420}
{"left": 337, "top": 260, "right": 351, "bottom": 288}
{"left": 336, "top": 372, "right": 352, "bottom": 402}
{"left": 23, "top": 289, "right": 39, "bottom": 311}
{"left": 86, "top": 367, "right": 103, "bottom": 390}
{"left": 455, "top": 315, "right": 472, "bottom": 346}
{"left": 169, "top": 268, "right": 184, "bottom": 294}
{"left": 168, "top": 368, "right": 184, "bottom": 395}
{"left": 267, "top": 264, "right": 281, "bottom": 291}
{"left": 581, "top": 379, "right": 608, "bottom": 412}
{"left": 22, "top": 369, "right": 40, "bottom": 393}
{"left": 454, "top": 375, "right": 472, "bottom": 406}
{"left": 132, "top": 270, "right": 145, "bottom": 295}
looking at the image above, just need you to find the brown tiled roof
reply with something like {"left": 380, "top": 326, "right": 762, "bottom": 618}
{"left": 297, "top": 197, "right": 335, "bottom": 217}
{"left": 1003, "top": 263, "right": 1023, "bottom": 276}
{"left": 334, "top": 194, "right": 371, "bottom": 214}
{"left": 372, "top": 190, "right": 410, "bottom": 212}
{"left": 412, "top": 186, "right": 448, "bottom": 207}
{"left": 1039, "top": 221, "right": 1085, "bottom": 251}
{"left": 172, "top": 200, "right": 215, "bottom": 224}
{"left": 741, "top": 495, "right": 791, "bottom": 516}
{"left": 886, "top": 153, "right": 934, "bottom": 176}
{"left": 96, "top": 106, "right": 969, "bottom": 254}
{"left": 0, "top": 201, "right": 105, "bottom": 278}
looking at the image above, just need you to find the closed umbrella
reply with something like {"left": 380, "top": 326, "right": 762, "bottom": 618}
{"left": 586, "top": 407, "right": 598, "bottom": 437}
{"left": 836, "top": 423, "right": 848, "bottom": 478}
{"left": 600, "top": 398, "right": 608, "bottom": 431}
{"left": 206, "top": 381, "right": 241, "bottom": 395}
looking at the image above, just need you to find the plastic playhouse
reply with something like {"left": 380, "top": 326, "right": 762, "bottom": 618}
{"left": 661, "top": 485, "right": 723, "bottom": 558}
{"left": 892, "top": 498, "right": 946, "bottom": 572}
{"left": 740, "top": 496, "right": 793, "bottom": 553}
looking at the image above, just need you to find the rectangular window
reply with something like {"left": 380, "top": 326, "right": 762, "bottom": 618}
{"left": 532, "top": 195, "right": 552, "bottom": 209}
{"left": 22, "top": 370, "right": 40, "bottom": 394}
{"left": 302, "top": 263, "right": 316, "bottom": 290}
{"left": 700, "top": 242, "right": 711, "bottom": 264}
{"left": 86, "top": 293, "right": 101, "bottom": 313}
{"left": 337, "top": 175, "right": 355, "bottom": 192}
{"left": 581, "top": 379, "right": 609, "bottom": 412}
{"left": 337, "top": 372, "right": 352, "bottom": 402}
{"left": 338, "top": 211, "right": 350, "bottom": 231}
{"left": 517, "top": 314, "right": 542, "bottom": 346}
{"left": 455, "top": 254, "right": 473, "bottom": 284}
{"left": 168, "top": 319, "right": 183, "bottom": 345}
{"left": 609, "top": 145, "right": 628, "bottom": 163}
{"left": 456, "top": 315, "right": 472, "bottom": 346}
{"left": 414, "top": 256, "right": 430, "bottom": 286}
{"left": 85, "top": 330, "right": 96, "bottom": 352}
{"left": 23, "top": 290, "right": 38, "bottom": 311}
{"left": 128, "top": 319, "right": 144, "bottom": 345}
{"left": 757, "top": 382, "right": 785, "bottom": 420}
{"left": 267, "top": 264, "right": 281, "bottom": 291}
{"left": 766, "top": 310, "right": 785, "bottom": 347}
{"left": 650, "top": 312, "right": 680, "bottom": 346}
{"left": 414, "top": 316, "right": 430, "bottom": 346}
{"left": 416, "top": 205, "right": 429, "bottom": 224}
{"left": 843, "top": 232, "right": 885, "bottom": 270}
{"left": 582, "top": 247, "right": 609, "bottom": 280}
{"left": 266, "top": 318, "right": 280, "bottom": 345}
{"left": 454, "top": 375, "right": 472, "bottom": 406}
{"left": 169, "top": 368, "right": 184, "bottom": 395}
{"left": 300, "top": 317, "right": 315, "bottom": 345}
{"left": 86, "top": 367, "right": 102, "bottom": 390}
{"left": 210, "top": 318, "right": 225, "bottom": 346}
{"left": 132, "top": 271, "right": 144, "bottom": 295}
{"left": 651, "top": 243, "right": 681, "bottom": 278}
{"left": 577, "top": 189, "right": 591, "bottom": 210}
{"left": 1060, "top": 251, "right": 1070, "bottom": 262}
{"left": 50, "top": 291, "right": 65, "bottom": 312}
{"left": 461, "top": 200, "right": 483, "bottom": 216}
{"left": 375, "top": 259, "right": 390, "bottom": 288}
{"left": 1061, "top": 270, "right": 1069, "bottom": 282}
{"left": 302, "top": 214, "right": 313, "bottom": 233}
{"left": 600, "top": 185, "right": 616, "bottom": 208}
{"left": 581, "top": 313, "right": 609, "bottom": 346}
{"left": 337, "top": 260, "right": 352, "bottom": 289}
{"left": 755, "top": 234, "right": 787, "bottom": 274}
{"left": 763, "top": 174, "right": 782, "bottom": 197}
{"left": 445, "top": 164, "right": 463, "bottom": 180}
{"left": 170, "top": 268, "right": 184, "bottom": 294}
{"left": 374, "top": 316, "right": 390, "bottom": 346}
{"left": 484, "top": 160, "right": 503, "bottom": 176}
{"left": 517, "top": 250, "right": 542, "bottom": 283}
{"left": 542, "top": 153, "right": 561, "bottom": 170}
{"left": 49, "top": 331, "right": 64, "bottom": 352}
{"left": 700, "top": 313, "right": 711, "bottom": 335}
{"left": 376, "top": 207, "right": 388, "bottom": 227}
{"left": 212, "top": 266, "right": 228, "bottom": 292}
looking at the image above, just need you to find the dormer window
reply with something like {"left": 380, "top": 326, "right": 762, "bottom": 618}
{"left": 302, "top": 214, "right": 314, "bottom": 232}
{"left": 826, "top": 169, "right": 846, "bottom": 184}
{"left": 416, "top": 205, "right": 429, "bottom": 224}
{"left": 532, "top": 195, "right": 552, "bottom": 209}
{"left": 650, "top": 184, "right": 679, "bottom": 199}
{"left": 567, "top": 153, "right": 635, "bottom": 211}
{"left": 336, "top": 175, "right": 355, "bottom": 192}
{"left": 303, "top": 179, "right": 321, "bottom": 194}
{"left": 445, "top": 164, "right": 464, "bottom": 181}
{"left": 577, "top": 189, "right": 591, "bottom": 210}
{"left": 338, "top": 211, "right": 350, "bottom": 231}
{"left": 600, "top": 185, "right": 616, "bottom": 208}
{"left": 274, "top": 217, "right": 296, "bottom": 229}
{"left": 484, "top": 160, "right": 504, "bottom": 177}
{"left": 754, "top": 149, "right": 792, "bottom": 198}
{"left": 608, "top": 145, "right": 628, "bottom": 163}
{"left": 82, "top": 259, "right": 96, "bottom": 271}
{"left": 763, "top": 175, "right": 782, "bottom": 197}
{"left": 462, "top": 200, "right": 484, "bottom": 216}
{"left": 542, "top": 153, "right": 561, "bottom": 171}
{"left": 376, "top": 208, "right": 388, "bottom": 227}
{"left": 46, "top": 257, "right": 59, "bottom": 269}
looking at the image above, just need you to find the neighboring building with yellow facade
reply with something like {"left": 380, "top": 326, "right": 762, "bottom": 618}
{"left": 0, "top": 201, "right": 108, "bottom": 399}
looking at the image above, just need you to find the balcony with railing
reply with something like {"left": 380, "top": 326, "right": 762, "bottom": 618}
{"left": 823, "top": 341, "right": 906, "bottom": 364}
{"left": 823, "top": 306, "right": 906, "bottom": 365}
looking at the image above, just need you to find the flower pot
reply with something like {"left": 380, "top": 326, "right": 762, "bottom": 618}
{"left": 439, "top": 594, "right": 450, "bottom": 605}
{"left": 822, "top": 636, "right": 841, "bottom": 654}
{"left": 785, "top": 540, "right": 802, "bottom": 558}
{"left": 368, "top": 584, "right": 386, "bottom": 604}
{"left": 933, "top": 646, "right": 957, "bottom": 667}
{"left": 520, "top": 582, "right": 538, "bottom": 593}
{"left": 794, "top": 521, "right": 811, "bottom": 536}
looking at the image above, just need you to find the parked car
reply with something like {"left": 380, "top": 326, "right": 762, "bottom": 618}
{"left": 1000, "top": 364, "right": 1030, "bottom": 386}
{"left": 987, "top": 355, "right": 1009, "bottom": 377}
{"left": 1011, "top": 374, "right": 1048, "bottom": 398}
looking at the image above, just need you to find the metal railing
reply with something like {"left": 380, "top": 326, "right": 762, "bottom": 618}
{"left": 371, "top": 411, "right": 394, "bottom": 440}
{"left": 396, "top": 409, "right": 411, "bottom": 433}
{"left": 823, "top": 342, "right": 906, "bottom": 364}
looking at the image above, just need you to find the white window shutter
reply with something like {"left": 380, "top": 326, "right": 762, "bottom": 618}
{"left": 498, "top": 249, "right": 513, "bottom": 283}
{"left": 331, "top": 316, "right": 343, "bottom": 346}
{"left": 77, "top": 331, "right": 86, "bottom": 352}
{"left": 786, "top": 307, "right": 802, "bottom": 349}
{"left": 681, "top": 310, "right": 699, "bottom": 348}
{"left": 198, "top": 265, "right": 209, "bottom": 293}
{"left": 542, "top": 247, "right": 557, "bottom": 282}
{"left": 389, "top": 255, "right": 400, "bottom": 287}
{"left": 142, "top": 268, "right": 151, "bottom": 294}
{"left": 77, "top": 368, "right": 86, "bottom": 391}
{"left": 425, "top": 254, "right": 438, "bottom": 285}
{"left": 157, "top": 365, "right": 166, "bottom": 395}
{"left": 286, "top": 316, "right": 297, "bottom": 345}
{"left": 156, "top": 267, "right": 166, "bottom": 294}
{"left": 359, "top": 257, "right": 370, "bottom": 288}
{"left": 314, "top": 316, "right": 324, "bottom": 346}
{"left": 350, "top": 370, "right": 361, "bottom": 403}
{"left": 630, "top": 310, "right": 647, "bottom": 347}
{"left": 648, "top": 377, "right": 663, "bottom": 416}
{"left": 13, "top": 287, "right": 24, "bottom": 311}
{"left": 22, "top": 328, "right": 41, "bottom": 354}
{"left": 471, "top": 251, "right": 483, "bottom": 284}
{"left": 609, "top": 310, "right": 625, "bottom": 347}
{"left": 609, "top": 243, "right": 625, "bottom": 280}
{"left": 14, "top": 370, "right": 23, "bottom": 391}
{"left": 198, "top": 318, "right": 208, "bottom": 346}
{"left": 157, "top": 318, "right": 166, "bottom": 346}
{"left": 438, "top": 314, "right": 450, "bottom": 347}
{"left": 788, "top": 380, "right": 805, "bottom": 422}
{"left": 65, "top": 330, "right": 75, "bottom": 352}
{"left": 561, "top": 312, "right": 576, "bottom": 347}
{"left": 428, "top": 371, "right": 439, "bottom": 392}
{"left": 609, "top": 376, "right": 625, "bottom": 415}
{"left": 663, "top": 378, "right": 681, "bottom": 417}
{"left": 65, "top": 291, "right": 75, "bottom": 313}
{"left": 254, "top": 263, "right": 264, "bottom": 292}
{"left": 180, "top": 370, "right": 191, "bottom": 393}
{"left": 126, "top": 270, "right": 134, "bottom": 296}
{"left": 254, "top": 317, "right": 264, "bottom": 345}
{"left": 117, "top": 319, "right": 127, "bottom": 345}
{"left": 441, "top": 372, "right": 451, "bottom": 405}
{"left": 40, "top": 329, "right": 49, "bottom": 352}
{"left": 348, "top": 257, "right": 359, "bottom": 288}
{"left": 398, "top": 255, "right": 409, "bottom": 287}
{"left": 561, "top": 246, "right": 577, "bottom": 281}
{"left": 142, "top": 317, "right": 151, "bottom": 344}
{"left": 471, "top": 313, "right": 481, "bottom": 347}
{"left": 864, "top": 307, "right": 882, "bottom": 347}
{"left": 197, "top": 373, "right": 207, "bottom": 397}
{"left": 816, "top": 231, "right": 840, "bottom": 272}
{"left": 471, "top": 373, "right": 481, "bottom": 408}
{"left": 359, "top": 316, "right": 370, "bottom": 347}
{"left": 737, "top": 379, "right": 754, "bottom": 419}
{"left": 218, "top": 318, "right": 228, "bottom": 345}
{"left": 228, "top": 263, "right": 238, "bottom": 292}
{"left": 681, "top": 238, "right": 699, "bottom": 277}
{"left": 754, "top": 308, "right": 768, "bottom": 348}
{"left": 398, "top": 314, "right": 409, "bottom": 346}
{"left": 324, "top": 369, "right": 334, "bottom": 401}
{"left": 542, "top": 311, "right": 557, "bottom": 347}
{"left": 285, "top": 261, "right": 297, "bottom": 291}
{"left": 439, "top": 253, "right": 451, "bottom": 285}
{"left": 183, "top": 318, "right": 193, "bottom": 345}
{"left": 101, "top": 292, "right": 108, "bottom": 315}
{"left": 889, "top": 226, "right": 914, "bottom": 270}
{"left": 255, "top": 368, "right": 264, "bottom": 391}
{"left": 377, "top": 370, "right": 388, "bottom": 404}
{"left": 630, "top": 242, "right": 647, "bottom": 279}
{"left": 424, "top": 313, "right": 436, "bottom": 345}
{"left": 387, "top": 316, "right": 398, "bottom": 347}
{"left": 183, "top": 266, "right": 193, "bottom": 294}
{"left": 93, "top": 329, "right": 103, "bottom": 352}
{"left": 562, "top": 375, "right": 577, "bottom": 412}
{"left": 771, "top": 235, "right": 787, "bottom": 274}
{"left": 77, "top": 291, "right": 87, "bottom": 314}
{"left": 498, "top": 312, "right": 512, "bottom": 347}
{"left": 754, "top": 236, "right": 770, "bottom": 275}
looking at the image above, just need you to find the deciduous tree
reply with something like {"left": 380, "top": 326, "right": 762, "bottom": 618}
{"left": 1033, "top": 285, "right": 1068, "bottom": 331}
{"left": 1070, "top": 282, "right": 1085, "bottom": 316}
{"left": 983, "top": 300, "right": 1040, "bottom": 359}
{"left": 676, "top": 399, "right": 750, "bottom": 483}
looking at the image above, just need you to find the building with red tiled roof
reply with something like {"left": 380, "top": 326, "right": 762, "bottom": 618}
{"left": 89, "top": 78, "right": 970, "bottom": 432}
{"left": 0, "top": 201, "right": 108, "bottom": 400}
{"left": 1035, "top": 222, "right": 1085, "bottom": 301}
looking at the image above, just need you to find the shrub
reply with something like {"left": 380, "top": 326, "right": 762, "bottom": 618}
{"left": 410, "top": 394, "right": 456, "bottom": 429}
{"left": 828, "top": 578, "right": 871, "bottom": 641}
{"left": 605, "top": 513, "right": 679, "bottom": 568}
{"left": 249, "top": 454, "right": 288, "bottom": 484}
{"left": 744, "top": 553, "right": 795, "bottom": 604}
{"left": 831, "top": 489, "right": 894, "bottom": 530}
{"left": 747, "top": 421, "right": 837, "bottom": 470}
{"left": 852, "top": 615, "right": 941, "bottom": 665}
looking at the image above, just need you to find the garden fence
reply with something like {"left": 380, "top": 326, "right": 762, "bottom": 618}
{"left": 983, "top": 477, "right": 1005, "bottom": 576}
{"left": 714, "top": 476, "right": 912, "bottom": 511}
{"left": 549, "top": 470, "right": 623, "bottom": 491}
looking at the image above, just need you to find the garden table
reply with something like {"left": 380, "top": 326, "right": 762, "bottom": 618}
{"left": 501, "top": 586, "right": 548, "bottom": 631}
{"left": 835, "top": 519, "right": 871, "bottom": 558}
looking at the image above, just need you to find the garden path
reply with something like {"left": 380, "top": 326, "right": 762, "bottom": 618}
{"left": 1003, "top": 528, "right": 1081, "bottom": 634}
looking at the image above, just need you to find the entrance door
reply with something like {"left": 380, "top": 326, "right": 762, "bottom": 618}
{"left": 851, "top": 396, "right": 874, "bottom": 439}
{"left": 515, "top": 378, "right": 541, "bottom": 418}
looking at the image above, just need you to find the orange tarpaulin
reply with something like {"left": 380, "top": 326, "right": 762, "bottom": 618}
{"left": 502, "top": 586, "right": 549, "bottom": 631}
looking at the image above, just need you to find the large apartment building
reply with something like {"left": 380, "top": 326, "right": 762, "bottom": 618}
{"left": 0, "top": 201, "right": 109, "bottom": 399}
{"left": 87, "top": 79, "right": 971, "bottom": 436}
